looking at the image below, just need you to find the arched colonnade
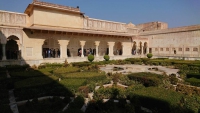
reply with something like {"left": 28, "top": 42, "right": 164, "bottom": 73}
{"left": 0, "top": 28, "right": 23, "bottom": 60}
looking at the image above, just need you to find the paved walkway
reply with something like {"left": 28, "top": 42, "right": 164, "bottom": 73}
{"left": 100, "top": 64, "right": 179, "bottom": 76}
{"left": 7, "top": 70, "right": 19, "bottom": 113}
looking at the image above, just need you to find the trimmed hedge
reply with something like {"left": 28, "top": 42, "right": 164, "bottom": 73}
{"left": 130, "top": 87, "right": 199, "bottom": 113}
{"left": 104, "top": 55, "right": 110, "bottom": 61}
{"left": 88, "top": 54, "right": 94, "bottom": 62}
{"left": 147, "top": 53, "right": 153, "bottom": 58}
{"left": 127, "top": 72, "right": 163, "bottom": 87}
{"left": 186, "top": 77, "right": 200, "bottom": 87}
{"left": 187, "top": 73, "right": 200, "bottom": 79}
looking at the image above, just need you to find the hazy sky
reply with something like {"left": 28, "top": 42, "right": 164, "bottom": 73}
{"left": 0, "top": 0, "right": 200, "bottom": 28}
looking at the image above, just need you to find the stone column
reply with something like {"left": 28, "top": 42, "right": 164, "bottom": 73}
{"left": 107, "top": 42, "right": 115, "bottom": 56}
{"left": 146, "top": 47, "right": 149, "bottom": 54}
{"left": 58, "top": 40, "right": 70, "bottom": 58}
{"left": 2, "top": 44, "right": 6, "bottom": 60}
{"left": 141, "top": 46, "right": 143, "bottom": 55}
{"left": 94, "top": 41, "right": 100, "bottom": 57}
{"left": 80, "top": 41, "right": 86, "bottom": 58}
{"left": 16, "top": 40, "right": 22, "bottom": 59}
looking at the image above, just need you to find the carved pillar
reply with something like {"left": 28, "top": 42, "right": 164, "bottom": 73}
{"left": 141, "top": 46, "right": 143, "bottom": 55}
{"left": 16, "top": 40, "right": 22, "bottom": 59}
{"left": 2, "top": 44, "right": 6, "bottom": 60}
{"left": 146, "top": 46, "right": 149, "bottom": 54}
{"left": 80, "top": 41, "right": 86, "bottom": 58}
{"left": 58, "top": 40, "right": 70, "bottom": 58}
{"left": 94, "top": 41, "right": 100, "bottom": 57}
{"left": 121, "top": 42, "right": 132, "bottom": 56}
{"left": 107, "top": 42, "right": 115, "bottom": 56}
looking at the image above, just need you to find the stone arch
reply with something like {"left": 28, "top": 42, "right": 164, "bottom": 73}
{"left": 114, "top": 42, "right": 122, "bottom": 55}
{"left": 42, "top": 38, "right": 60, "bottom": 58}
{"left": 99, "top": 41, "right": 107, "bottom": 56}
{"left": 2, "top": 28, "right": 23, "bottom": 45}
{"left": 143, "top": 42, "right": 148, "bottom": 54}
{"left": 68, "top": 38, "right": 79, "bottom": 57}
{"left": 6, "top": 35, "right": 20, "bottom": 59}
{"left": 85, "top": 40, "right": 95, "bottom": 56}
{"left": 132, "top": 41, "right": 137, "bottom": 55}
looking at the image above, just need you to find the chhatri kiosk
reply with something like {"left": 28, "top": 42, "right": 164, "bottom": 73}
{"left": 0, "top": 0, "right": 200, "bottom": 66}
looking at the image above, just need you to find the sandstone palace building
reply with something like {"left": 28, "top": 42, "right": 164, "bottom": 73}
{"left": 0, "top": 0, "right": 200, "bottom": 66}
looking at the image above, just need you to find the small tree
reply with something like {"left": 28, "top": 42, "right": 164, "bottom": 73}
{"left": 104, "top": 55, "right": 110, "bottom": 61}
{"left": 147, "top": 53, "right": 153, "bottom": 59}
{"left": 88, "top": 54, "right": 94, "bottom": 62}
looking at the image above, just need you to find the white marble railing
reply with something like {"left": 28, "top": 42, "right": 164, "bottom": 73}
{"left": 0, "top": 10, "right": 26, "bottom": 26}
{"left": 83, "top": 18, "right": 127, "bottom": 33}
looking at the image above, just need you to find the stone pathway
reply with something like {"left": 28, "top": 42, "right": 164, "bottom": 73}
{"left": 100, "top": 64, "right": 179, "bottom": 76}
{"left": 62, "top": 97, "right": 74, "bottom": 112}
{"left": 7, "top": 70, "right": 19, "bottom": 113}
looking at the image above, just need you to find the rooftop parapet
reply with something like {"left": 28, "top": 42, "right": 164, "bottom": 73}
{"left": 83, "top": 17, "right": 128, "bottom": 33}
{"left": 0, "top": 10, "right": 26, "bottom": 27}
{"left": 32, "top": 0, "right": 80, "bottom": 13}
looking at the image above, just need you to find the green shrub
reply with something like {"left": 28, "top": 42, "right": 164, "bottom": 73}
{"left": 72, "top": 62, "right": 91, "bottom": 67}
{"left": 187, "top": 73, "right": 200, "bottom": 79}
{"left": 53, "top": 66, "right": 80, "bottom": 75}
{"left": 186, "top": 77, "right": 200, "bottom": 87}
{"left": 88, "top": 54, "right": 94, "bottom": 62}
{"left": 128, "top": 72, "right": 163, "bottom": 87}
{"left": 104, "top": 55, "right": 110, "bottom": 61}
{"left": 147, "top": 53, "right": 153, "bottom": 58}
{"left": 169, "top": 74, "right": 178, "bottom": 85}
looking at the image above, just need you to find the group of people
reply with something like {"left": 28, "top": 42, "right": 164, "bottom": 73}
{"left": 43, "top": 48, "right": 60, "bottom": 58}
{"left": 78, "top": 48, "right": 96, "bottom": 56}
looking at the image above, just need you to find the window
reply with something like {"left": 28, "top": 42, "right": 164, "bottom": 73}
{"left": 166, "top": 48, "right": 169, "bottom": 51}
{"left": 155, "top": 48, "right": 158, "bottom": 51}
{"left": 185, "top": 48, "right": 190, "bottom": 51}
{"left": 178, "top": 48, "right": 182, "bottom": 51}
{"left": 160, "top": 48, "right": 163, "bottom": 51}
{"left": 193, "top": 48, "right": 198, "bottom": 52}
{"left": 26, "top": 47, "right": 33, "bottom": 56}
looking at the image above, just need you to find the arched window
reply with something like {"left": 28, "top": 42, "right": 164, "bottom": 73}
{"left": 160, "top": 48, "right": 163, "bottom": 51}
{"left": 178, "top": 48, "right": 182, "bottom": 51}
{"left": 155, "top": 48, "right": 158, "bottom": 51}
{"left": 166, "top": 48, "right": 169, "bottom": 51}
{"left": 185, "top": 48, "right": 190, "bottom": 51}
{"left": 193, "top": 48, "right": 198, "bottom": 52}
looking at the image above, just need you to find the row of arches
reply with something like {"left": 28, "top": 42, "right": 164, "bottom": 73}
{"left": 41, "top": 38, "right": 124, "bottom": 58}
{"left": 132, "top": 41, "right": 148, "bottom": 55}
{"left": 0, "top": 36, "right": 149, "bottom": 60}
{"left": 0, "top": 35, "right": 20, "bottom": 60}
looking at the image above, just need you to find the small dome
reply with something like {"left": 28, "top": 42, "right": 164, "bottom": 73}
{"left": 126, "top": 22, "right": 136, "bottom": 28}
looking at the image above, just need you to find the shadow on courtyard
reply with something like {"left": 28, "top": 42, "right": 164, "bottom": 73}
{"left": 0, "top": 31, "right": 199, "bottom": 113}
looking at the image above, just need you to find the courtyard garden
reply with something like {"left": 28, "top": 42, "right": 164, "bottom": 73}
{"left": 1, "top": 57, "right": 200, "bottom": 113}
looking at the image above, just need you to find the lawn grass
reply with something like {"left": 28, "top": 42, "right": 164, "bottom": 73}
{"left": 15, "top": 75, "right": 58, "bottom": 88}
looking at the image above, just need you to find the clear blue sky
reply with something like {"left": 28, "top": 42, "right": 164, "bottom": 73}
{"left": 0, "top": 0, "right": 200, "bottom": 28}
